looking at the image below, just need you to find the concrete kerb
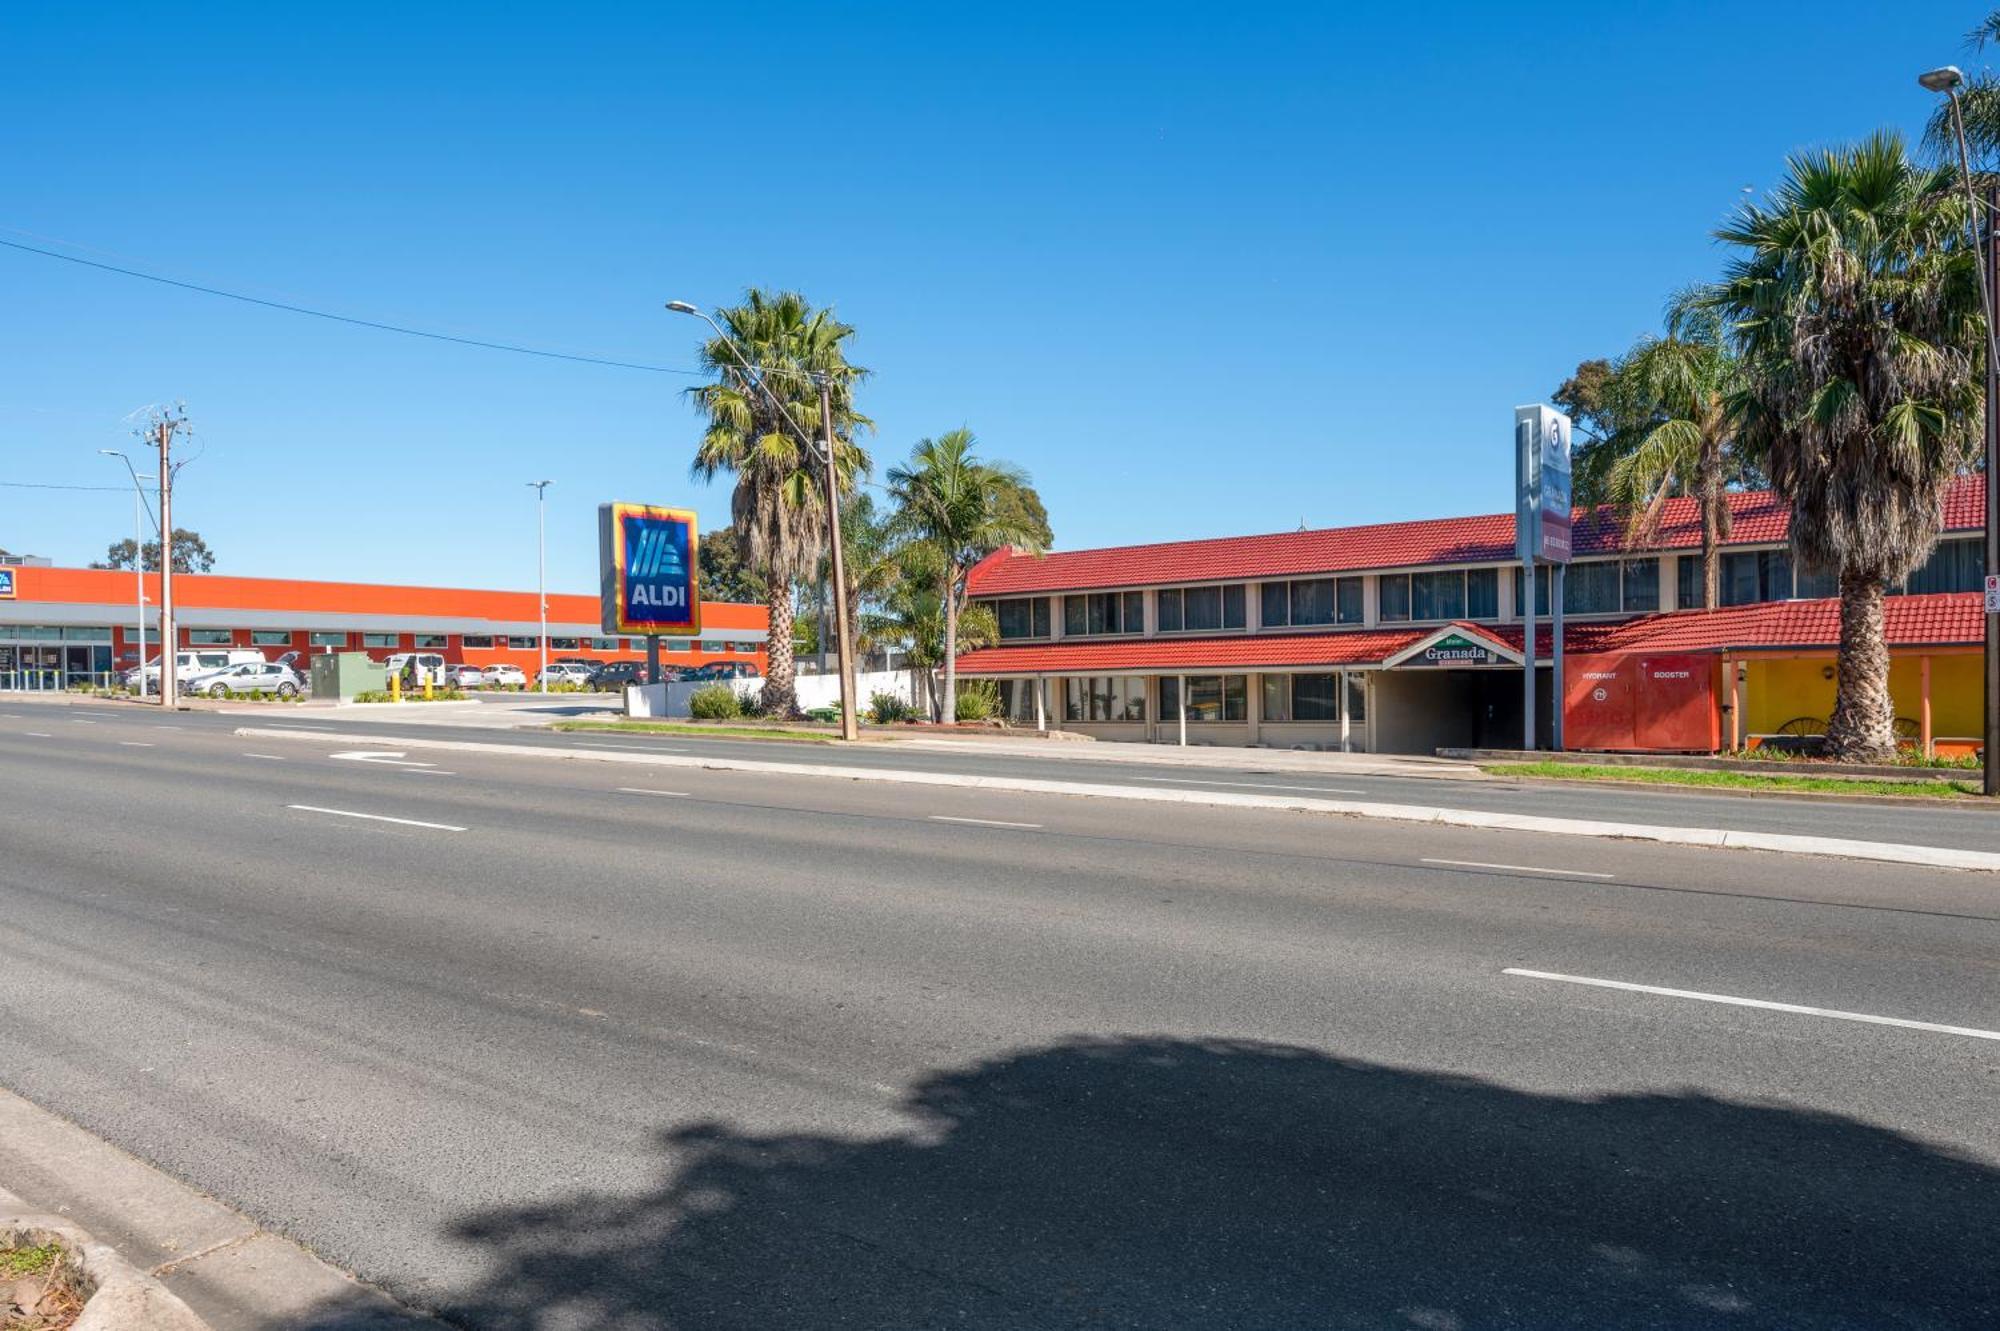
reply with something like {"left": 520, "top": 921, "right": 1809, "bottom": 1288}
{"left": 233, "top": 727, "right": 2000, "bottom": 872}
{"left": 0, "top": 1196, "right": 208, "bottom": 1330}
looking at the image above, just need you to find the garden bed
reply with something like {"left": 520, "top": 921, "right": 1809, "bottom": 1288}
{"left": 3, "top": 1236, "right": 84, "bottom": 1331}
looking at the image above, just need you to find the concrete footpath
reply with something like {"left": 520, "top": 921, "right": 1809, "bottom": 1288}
{"left": 0, "top": 1088, "right": 432, "bottom": 1330}
{"left": 237, "top": 726, "right": 2000, "bottom": 872}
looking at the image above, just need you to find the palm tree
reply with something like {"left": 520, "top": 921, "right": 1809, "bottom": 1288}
{"left": 1582, "top": 300, "right": 1749, "bottom": 609}
{"left": 686, "top": 289, "right": 871, "bottom": 717}
{"left": 1705, "top": 132, "right": 1984, "bottom": 762}
{"left": 870, "top": 541, "right": 998, "bottom": 720}
{"left": 886, "top": 429, "right": 1046, "bottom": 721}
{"left": 1923, "top": 13, "right": 2000, "bottom": 170}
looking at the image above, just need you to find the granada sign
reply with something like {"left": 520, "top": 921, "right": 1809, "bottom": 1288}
{"left": 599, "top": 503, "right": 701, "bottom": 636}
{"left": 1515, "top": 404, "right": 1573, "bottom": 564}
{"left": 1404, "top": 633, "right": 1508, "bottom": 668}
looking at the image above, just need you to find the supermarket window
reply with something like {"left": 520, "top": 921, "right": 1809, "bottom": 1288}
{"left": 250, "top": 630, "right": 292, "bottom": 646}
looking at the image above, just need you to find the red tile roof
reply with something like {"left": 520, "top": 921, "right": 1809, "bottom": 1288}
{"left": 954, "top": 628, "right": 1432, "bottom": 676}
{"left": 967, "top": 476, "right": 1986, "bottom": 597}
{"left": 954, "top": 594, "right": 1981, "bottom": 675}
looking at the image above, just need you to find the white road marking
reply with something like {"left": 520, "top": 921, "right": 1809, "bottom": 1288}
{"left": 330, "top": 750, "right": 436, "bottom": 768}
{"left": 1129, "top": 775, "right": 1367, "bottom": 795}
{"left": 616, "top": 787, "right": 690, "bottom": 797}
{"left": 152, "top": 724, "right": 185, "bottom": 731}
{"left": 575, "top": 742, "right": 687, "bottom": 753}
{"left": 266, "top": 725, "right": 339, "bottom": 733}
{"left": 929, "top": 815, "right": 1043, "bottom": 830}
{"left": 23, "top": 732, "right": 51, "bottom": 738}
{"left": 402, "top": 768, "right": 455, "bottom": 777}
{"left": 286, "top": 805, "right": 466, "bottom": 832}
{"left": 1424, "top": 858, "right": 1615, "bottom": 879}
{"left": 118, "top": 741, "right": 156, "bottom": 748}
{"left": 69, "top": 719, "right": 96, "bottom": 725}
{"left": 241, "top": 753, "right": 287, "bottom": 761}
{"left": 1503, "top": 969, "right": 2000, "bottom": 1043}
{"left": 0, "top": 713, "right": 20, "bottom": 718}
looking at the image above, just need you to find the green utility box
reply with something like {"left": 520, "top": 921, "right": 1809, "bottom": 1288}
{"left": 310, "top": 650, "right": 387, "bottom": 702}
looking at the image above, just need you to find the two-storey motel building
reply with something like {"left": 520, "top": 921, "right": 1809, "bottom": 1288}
{"left": 959, "top": 478, "right": 1987, "bottom": 757}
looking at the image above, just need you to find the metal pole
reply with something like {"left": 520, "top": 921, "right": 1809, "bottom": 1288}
{"left": 1551, "top": 562, "right": 1565, "bottom": 751}
{"left": 157, "top": 420, "right": 177, "bottom": 710}
{"left": 133, "top": 485, "right": 145, "bottom": 693}
{"left": 529, "top": 481, "right": 551, "bottom": 693}
{"left": 1522, "top": 559, "right": 1536, "bottom": 750}
{"left": 1986, "top": 179, "right": 1999, "bottom": 794}
{"left": 818, "top": 376, "right": 860, "bottom": 741}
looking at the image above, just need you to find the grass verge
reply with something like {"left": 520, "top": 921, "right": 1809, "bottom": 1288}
{"left": 550, "top": 720, "right": 834, "bottom": 743}
{"left": 1484, "top": 760, "right": 1979, "bottom": 800}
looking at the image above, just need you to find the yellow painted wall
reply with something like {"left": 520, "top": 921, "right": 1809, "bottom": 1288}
{"left": 1742, "top": 652, "right": 1979, "bottom": 738}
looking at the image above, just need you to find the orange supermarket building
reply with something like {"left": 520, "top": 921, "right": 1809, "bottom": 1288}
{"left": 0, "top": 565, "right": 768, "bottom": 685}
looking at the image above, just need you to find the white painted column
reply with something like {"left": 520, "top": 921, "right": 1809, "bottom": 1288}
{"left": 1034, "top": 677, "right": 1047, "bottom": 733}
{"left": 1178, "top": 673, "right": 1188, "bottom": 747}
{"left": 1340, "top": 670, "right": 1352, "bottom": 751}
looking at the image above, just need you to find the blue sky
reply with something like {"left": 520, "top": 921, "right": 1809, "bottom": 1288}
{"left": 0, "top": 2, "right": 1982, "bottom": 593}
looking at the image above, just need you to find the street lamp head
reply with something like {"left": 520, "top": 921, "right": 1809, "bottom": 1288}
{"left": 1920, "top": 65, "right": 1965, "bottom": 93}
{"left": 98, "top": 448, "right": 123, "bottom": 458}
{"left": 664, "top": 300, "right": 700, "bottom": 315}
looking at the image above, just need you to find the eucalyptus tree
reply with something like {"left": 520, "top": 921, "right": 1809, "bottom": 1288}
{"left": 686, "top": 289, "right": 871, "bottom": 716}
{"left": 1706, "top": 132, "right": 1984, "bottom": 761}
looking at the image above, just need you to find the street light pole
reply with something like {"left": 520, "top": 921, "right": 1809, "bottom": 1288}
{"left": 666, "top": 300, "right": 860, "bottom": 738}
{"left": 528, "top": 480, "right": 552, "bottom": 692}
{"left": 99, "top": 450, "right": 159, "bottom": 697}
{"left": 1921, "top": 64, "right": 2000, "bottom": 795}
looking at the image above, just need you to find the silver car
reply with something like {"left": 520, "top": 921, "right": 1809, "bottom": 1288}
{"left": 188, "top": 660, "right": 305, "bottom": 698}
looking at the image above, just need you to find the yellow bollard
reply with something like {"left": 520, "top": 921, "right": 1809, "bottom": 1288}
{"left": 424, "top": 676, "right": 434, "bottom": 701}
{"left": 389, "top": 672, "right": 401, "bottom": 702}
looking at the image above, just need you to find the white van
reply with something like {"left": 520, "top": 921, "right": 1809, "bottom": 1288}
{"left": 383, "top": 652, "right": 448, "bottom": 685}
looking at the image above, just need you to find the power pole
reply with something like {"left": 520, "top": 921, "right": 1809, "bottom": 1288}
{"left": 818, "top": 375, "right": 860, "bottom": 741}
{"left": 149, "top": 408, "right": 187, "bottom": 710}
{"left": 1986, "top": 181, "right": 1999, "bottom": 794}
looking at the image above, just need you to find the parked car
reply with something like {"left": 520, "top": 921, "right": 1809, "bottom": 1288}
{"left": 125, "top": 649, "right": 263, "bottom": 693}
{"left": 383, "top": 652, "right": 449, "bottom": 685}
{"left": 537, "top": 662, "right": 595, "bottom": 687}
{"left": 186, "top": 660, "right": 305, "bottom": 698}
{"left": 448, "top": 664, "right": 489, "bottom": 688}
{"left": 587, "top": 659, "right": 650, "bottom": 690}
{"left": 485, "top": 663, "right": 528, "bottom": 688}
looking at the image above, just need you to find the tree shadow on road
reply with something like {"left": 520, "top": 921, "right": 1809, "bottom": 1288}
{"left": 301, "top": 1035, "right": 1997, "bottom": 1329}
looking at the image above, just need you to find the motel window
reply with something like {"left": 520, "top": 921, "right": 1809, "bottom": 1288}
{"left": 309, "top": 632, "right": 348, "bottom": 648}
{"left": 508, "top": 636, "right": 539, "bottom": 650}
{"left": 1411, "top": 571, "right": 1466, "bottom": 621}
{"left": 1346, "top": 674, "right": 1367, "bottom": 723}
{"left": 188, "top": 629, "right": 232, "bottom": 645}
{"left": 1264, "top": 673, "right": 1344, "bottom": 723}
{"left": 1721, "top": 550, "right": 1792, "bottom": 607}
{"left": 1515, "top": 566, "right": 1553, "bottom": 617}
{"left": 462, "top": 635, "right": 495, "bottom": 649}
{"left": 996, "top": 680, "right": 1040, "bottom": 725}
{"left": 1796, "top": 563, "right": 1838, "bottom": 598}
{"left": 1379, "top": 576, "right": 1410, "bottom": 622}
{"left": 591, "top": 637, "right": 620, "bottom": 651}
{"left": 993, "top": 597, "right": 1051, "bottom": 640}
{"left": 1158, "top": 674, "right": 1247, "bottom": 722}
{"left": 1466, "top": 568, "right": 1500, "bottom": 619}
{"left": 251, "top": 630, "right": 292, "bottom": 647}
{"left": 1562, "top": 561, "right": 1621, "bottom": 615}
{"left": 1156, "top": 584, "right": 1245, "bottom": 633}
{"left": 1620, "top": 559, "right": 1660, "bottom": 612}
{"left": 1899, "top": 538, "right": 1982, "bottom": 595}
{"left": 413, "top": 634, "right": 447, "bottom": 649}
{"left": 362, "top": 633, "right": 399, "bottom": 648}
{"left": 1062, "top": 591, "right": 1143, "bottom": 636}
{"left": 1062, "top": 676, "right": 1147, "bottom": 723}
{"left": 1262, "top": 577, "right": 1362, "bottom": 628}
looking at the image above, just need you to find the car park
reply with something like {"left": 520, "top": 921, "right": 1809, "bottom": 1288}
{"left": 587, "top": 659, "right": 650, "bottom": 690}
{"left": 125, "top": 648, "right": 263, "bottom": 693}
{"left": 537, "top": 662, "right": 595, "bottom": 687}
{"left": 383, "top": 652, "right": 449, "bottom": 685}
{"left": 484, "top": 663, "right": 528, "bottom": 688}
{"left": 448, "top": 664, "right": 489, "bottom": 688}
{"left": 186, "top": 660, "right": 305, "bottom": 698}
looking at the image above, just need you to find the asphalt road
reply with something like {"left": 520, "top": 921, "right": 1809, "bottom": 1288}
{"left": 0, "top": 703, "right": 1996, "bottom": 1328}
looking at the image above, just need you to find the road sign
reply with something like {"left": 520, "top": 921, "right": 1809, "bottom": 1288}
{"left": 599, "top": 503, "right": 702, "bottom": 637}
{"left": 0, "top": 568, "right": 14, "bottom": 599}
{"left": 1515, "top": 405, "right": 1573, "bottom": 564}
{"left": 1985, "top": 573, "right": 2000, "bottom": 614}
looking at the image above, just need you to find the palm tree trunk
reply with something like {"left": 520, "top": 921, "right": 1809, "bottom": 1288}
{"left": 941, "top": 565, "right": 958, "bottom": 723}
{"left": 1699, "top": 455, "right": 1723, "bottom": 611}
{"left": 1823, "top": 570, "right": 1896, "bottom": 763}
{"left": 760, "top": 582, "right": 800, "bottom": 717}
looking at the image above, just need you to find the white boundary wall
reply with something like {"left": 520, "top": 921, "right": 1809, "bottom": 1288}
{"left": 626, "top": 668, "right": 916, "bottom": 718}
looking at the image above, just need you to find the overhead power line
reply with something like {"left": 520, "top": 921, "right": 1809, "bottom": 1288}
{"left": 0, "top": 480, "right": 132, "bottom": 492}
{"left": 0, "top": 236, "right": 703, "bottom": 377}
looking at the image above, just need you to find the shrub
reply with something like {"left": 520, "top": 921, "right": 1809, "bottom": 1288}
{"left": 688, "top": 683, "right": 743, "bottom": 720}
{"left": 868, "top": 691, "right": 913, "bottom": 724}
{"left": 806, "top": 705, "right": 841, "bottom": 723}
{"left": 954, "top": 681, "right": 999, "bottom": 722}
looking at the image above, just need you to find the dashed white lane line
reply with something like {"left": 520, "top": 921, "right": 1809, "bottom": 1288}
{"left": 286, "top": 805, "right": 466, "bottom": 833}
{"left": 241, "top": 753, "right": 287, "bottom": 761}
{"left": 1503, "top": 968, "right": 2000, "bottom": 1043}
{"left": 1129, "top": 775, "right": 1367, "bottom": 795}
{"left": 69, "top": 719, "right": 97, "bottom": 725}
{"left": 615, "top": 787, "right": 690, "bottom": 797}
{"left": 928, "top": 815, "right": 1043, "bottom": 830}
{"left": 23, "top": 732, "right": 51, "bottom": 739}
{"left": 1424, "top": 858, "right": 1614, "bottom": 879}
{"left": 575, "top": 742, "right": 688, "bottom": 753}
{"left": 401, "top": 768, "right": 456, "bottom": 777}
{"left": 118, "top": 741, "right": 156, "bottom": 748}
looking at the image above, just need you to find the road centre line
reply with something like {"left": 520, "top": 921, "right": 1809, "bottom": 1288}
{"left": 118, "top": 741, "right": 155, "bottom": 748}
{"left": 929, "top": 815, "right": 1043, "bottom": 830}
{"left": 69, "top": 719, "right": 96, "bottom": 725}
{"left": 286, "top": 805, "right": 467, "bottom": 832}
{"left": 1503, "top": 968, "right": 2000, "bottom": 1043}
{"left": 402, "top": 768, "right": 456, "bottom": 777}
{"left": 1130, "top": 775, "right": 1367, "bottom": 795}
{"left": 241, "top": 753, "right": 287, "bottom": 761}
{"left": 615, "top": 787, "right": 690, "bottom": 797}
{"left": 1425, "top": 858, "right": 1614, "bottom": 879}
{"left": 574, "top": 742, "right": 687, "bottom": 753}
{"left": 23, "top": 732, "right": 51, "bottom": 738}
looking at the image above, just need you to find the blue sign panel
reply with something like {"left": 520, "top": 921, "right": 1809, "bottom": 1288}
{"left": 599, "top": 503, "right": 701, "bottom": 636}
{"left": 0, "top": 568, "right": 14, "bottom": 600}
